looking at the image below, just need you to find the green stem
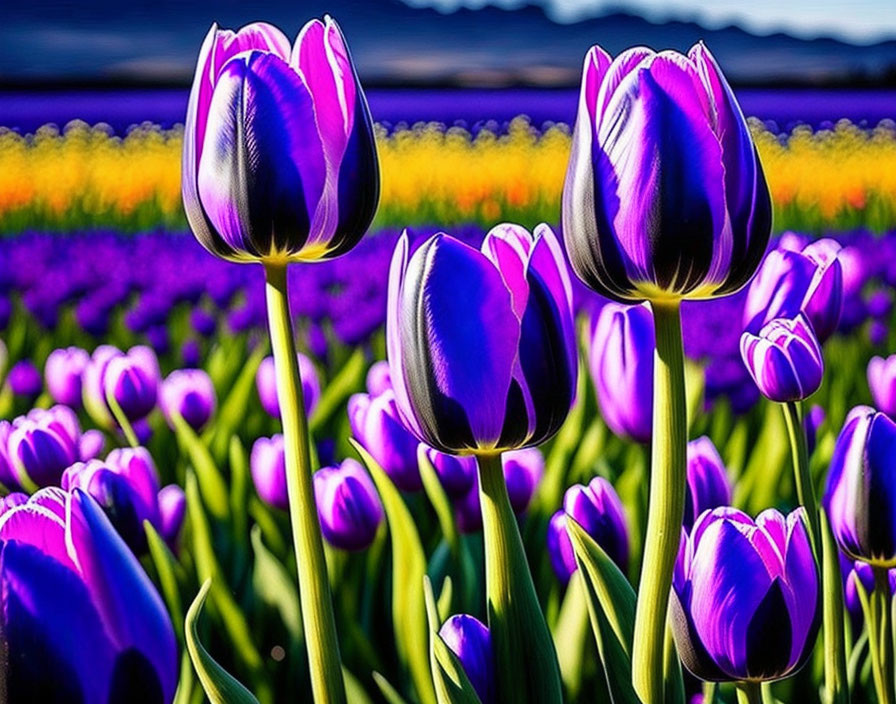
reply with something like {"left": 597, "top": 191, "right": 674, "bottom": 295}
{"left": 820, "top": 509, "right": 849, "bottom": 704}
{"left": 870, "top": 566, "right": 894, "bottom": 704}
{"left": 632, "top": 300, "right": 687, "bottom": 704}
{"left": 782, "top": 400, "right": 820, "bottom": 554}
{"left": 264, "top": 263, "right": 346, "bottom": 704}
{"left": 736, "top": 681, "right": 762, "bottom": 704}
{"left": 106, "top": 389, "right": 139, "bottom": 448}
{"left": 477, "top": 452, "right": 562, "bottom": 703}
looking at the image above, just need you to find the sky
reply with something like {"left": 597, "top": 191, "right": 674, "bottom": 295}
{"left": 405, "top": 0, "right": 896, "bottom": 43}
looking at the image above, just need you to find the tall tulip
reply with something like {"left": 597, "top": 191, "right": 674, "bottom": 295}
{"left": 387, "top": 222, "right": 576, "bottom": 702}
{"left": 562, "top": 41, "right": 772, "bottom": 702}
{"left": 182, "top": 17, "right": 379, "bottom": 701}
{"left": 684, "top": 436, "right": 732, "bottom": 532}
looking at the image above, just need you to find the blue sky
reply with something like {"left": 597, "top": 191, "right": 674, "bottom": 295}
{"left": 404, "top": 0, "right": 896, "bottom": 43}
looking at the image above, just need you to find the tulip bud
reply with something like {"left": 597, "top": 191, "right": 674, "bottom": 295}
{"left": 439, "top": 614, "right": 495, "bottom": 704}
{"left": 160, "top": 368, "right": 216, "bottom": 431}
{"left": 7, "top": 360, "right": 42, "bottom": 399}
{"left": 78, "top": 429, "right": 106, "bottom": 462}
{"left": 387, "top": 224, "right": 576, "bottom": 454}
{"left": 588, "top": 302, "right": 654, "bottom": 443}
{"left": 740, "top": 314, "right": 823, "bottom": 403}
{"left": 348, "top": 390, "right": 421, "bottom": 491}
{"left": 158, "top": 484, "right": 187, "bottom": 549}
{"left": 844, "top": 560, "right": 896, "bottom": 626}
{"left": 7, "top": 406, "right": 81, "bottom": 490}
{"left": 684, "top": 436, "right": 732, "bottom": 531}
{"left": 251, "top": 434, "right": 288, "bottom": 510}
{"left": 670, "top": 507, "right": 819, "bottom": 682}
{"left": 423, "top": 445, "right": 476, "bottom": 499}
{"left": 313, "top": 458, "right": 383, "bottom": 550}
{"left": 868, "top": 355, "right": 896, "bottom": 419}
{"left": 104, "top": 347, "right": 160, "bottom": 421}
{"left": 44, "top": 346, "right": 90, "bottom": 408}
{"left": 562, "top": 43, "right": 771, "bottom": 303}
{"left": 366, "top": 360, "right": 392, "bottom": 397}
{"left": 182, "top": 18, "right": 379, "bottom": 263}
{"left": 256, "top": 353, "right": 320, "bottom": 418}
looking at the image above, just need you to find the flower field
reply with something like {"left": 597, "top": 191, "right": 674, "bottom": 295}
{"left": 3, "top": 14, "right": 896, "bottom": 704}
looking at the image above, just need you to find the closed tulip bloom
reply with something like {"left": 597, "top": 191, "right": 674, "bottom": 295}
{"left": 7, "top": 360, "right": 42, "bottom": 398}
{"left": 82, "top": 345, "right": 125, "bottom": 428}
{"left": 79, "top": 429, "right": 106, "bottom": 462}
{"left": 256, "top": 353, "right": 320, "bottom": 418}
{"left": 348, "top": 390, "right": 421, "bottom": 491}
{"left": 743, "top": 239, "right": 843, "bottom": 343}
{"left": 6, "top": 407, "right": 81, "bottom": 491}
{"left": 366, "top": 360, "right": 392, "bottom": 397}
{"left": 44, "top": 346, "right": 90, "bottom": 408}
{"left": 588, "top": 302, "right": 654, "bottom": 443}
{"left": 548, "top": 476, "right": 630, "bottom": 583}
{"left": 684, "top": 437, "right": 732, "bottom": 531}
{"left": 844, "top": 560, "right": 896, "bottom": 624}
{"left": 182, "top": 17, "right": 378, "bottom": 263}
{"left": 670, "top": 507, "right": 819, "bottom": 682}
{"left": 439, "top": 614, "right": 496, "bottom": 704}
{"left": 313, "top": 458, "right": 383, "bottom": 550}
{"left": 158, "top": 484, "right": 187, "bottom": 549}
{"left": 0, "top": 488, "right": 177, "bottom": 703}
{"left": 740, "top": 314, "right": 823, "bottom": 403}
{"left": 251, "top": 434, "right": 288, "bottom": 510}
{"left": 160, "top": 368, "right": 216, "bottom": 431}
{"left": 868, "top": 355, "right": 896, "bottom": 418}
{"left": 825, "top": 406, "right": 896, "bottom": 567}
{"left": 104, "top": 346, "right": 160, "bottom": 421}
{"left": 562, "top": 43, "right": 771, "bottom": 303}
{"left": 387, "top": 223, "right": 576, "bottom": 454}
{"left": 502, "top": 448, "right": 544, "bottom": 515}
{"left": 424, "top": 445, "right": 476, "bottom": 498}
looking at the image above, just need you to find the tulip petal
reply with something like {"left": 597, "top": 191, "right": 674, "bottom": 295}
{"left": 781, "top": 511, "right": 819, "bottom": 667}
{"left": 743, "top": 579, "right": 793, "bottom": 679}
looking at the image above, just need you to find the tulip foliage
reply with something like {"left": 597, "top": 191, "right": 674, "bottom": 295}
{"left": 3, "top": 14, "right": 896, "bottom": 704}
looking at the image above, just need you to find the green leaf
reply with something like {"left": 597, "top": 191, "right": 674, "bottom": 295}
{"left": 229, "top": 435, "right": 251, "bottom": 548}
{"left": 821, "top": 508, "right": 849, "bottom": 704}
{"left": 436, "top": 576, "right": 454, "bottom": 623}
{"left": 175, "top": 412, "right": 229, "bottom": 521}
{"left": 144, "top": 520, "right": 185, "bottom": 644}
{"left": 566, "top": 517, "right": 640, "bottom": 704}
{"left": 211, "top": 341, "right": 268, "bottom": 460}
{"left": 310, "top": 347, "right": 366, "bottom": 434}
{"left": 551, "top": 573, "right": 590, "bottom": 700}
{"left": 250, "top": 525, "right": 303, "bottom": 646}
{"left": 343, "top": 667, "right": 374, "bottom": 704}
{"left": 372, "top": 672, "right": 410, "bottom": 704}
{"left": 418, "top": 444, "right": 459, "bottom": 549}
{"left": 185, "top": 580, "right": 260, "bottom": 704}
{"left": 351, "top": 439, "right": 436, "bottom": 704}
{"left": 424, "top": 576, "right": 483, "bottom": 704}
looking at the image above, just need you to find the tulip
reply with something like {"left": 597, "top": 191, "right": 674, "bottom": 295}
{"left": 0, "top": 491, "right": 27, "bottom": 516}
{"left": 743, "top": 239, "right": 843, "bottom": 343}
{"left": 423, "top": 445, "right": 476, "bottom": 499}
{"left": 7, "top": 360, "right": 42, "bottom": 399}
{"left": 684, "top": 436, "right": 732, "bottom": 532}
{"left": 6, "top": 406, "right": 81, "bottom": 491}
{"left": 844, "top": 560, "right": 896, "bottom": 627}
{"left": 44, "top": 346, "right": 90, "bottom": 408}
{"left": 82, "top": 345, "right": 125, "bottom": 428}
{"left": 181, "top": 339, "right": 202, "bottom": 368}
{"left": 348, "top": 390, "right": 421, "bottom": 491}
{"left": 158, "top": 484, "right": 187, "bottom": 549}
{"left": 740, "top": 314, "right": 823, "bottom": 403}
{"left": 387, "top": 223, "right": 576, "bottom": 454}
{"left": 256, "top": 353, "right": 320, "bottom": 418}
{"left": 160, "top": 368, "right": 216, "bottom": 431}
{"left": 182, "top": 18, "right": 378, "bottom": 263}
{"left": 439, "top": 614, "right": 496, "bottom": 704}
{"left": 366, "top": 359, "right": 392, "bottom": 397}
{"left": 313, "top": 458, "right": 383, "bottom": 550}
{"left": 250, "top": 434, "right": 288, "bottom": 510}
{"left": 868, "top": 355, "right": 896, "bottom": 419}
{"left": 0, "top": 488, "right": 177, "bottom": 702}
{"left": 562, "top": 43, "right": 771, "bottom": 303}
{"left": 547, "top": 476, "right": 629, "bottom": 584}
{"left": 670, "top": 507, "right": 819, "bottom": 682}
{"left": 104, "top": 346, "right": 160, "bottom": 422}
{"left": 588, "top": 302, "right": 654, "bottom": 443}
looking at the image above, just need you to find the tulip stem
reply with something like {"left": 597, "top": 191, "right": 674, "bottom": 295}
{"left": 736, "top": 681, "right": 762, "bottom": 704}
{"left": 477, "top": 452, "right": 563, "bottom": 703}
{"left": 820, "top": 509, "right": 849, "bottom": 704}
{"left": 264, "top": 263, "right": 347, "bottom": 704}
{"left": 633, "top": 300, "right": 686, "bottom": 704}
{"left": 782, "top": 400, "right": 820, "bottom": 554}
{"left": 869, "top": 566, "right": 894, "bottom": 704}
{"left": 105, "top": 390, "right": 140, "bottom": 448}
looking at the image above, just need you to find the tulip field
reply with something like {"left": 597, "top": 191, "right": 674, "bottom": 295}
{"left": 3, "top": 15, "right": 896, "bottom": 704}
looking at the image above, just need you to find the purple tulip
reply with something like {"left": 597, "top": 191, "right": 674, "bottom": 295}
{"left": 181, "top": 339, "right": 202, "bottom": 367}
{"left": 683, "top": 437, "right": 732, "bottom": 532}
{"left": 844, "top": 560, "right": 896, "bottom": 625}
{"left": 251, "top": 434, "right": 288, "bottom": 510}
{"left": 0, "top": 492, "right": 28, "bottom": 516}
{"left": 562, "top": 43, "right": 771, "bottom": 303}
{"left": 439, "top": 614, "right": 496, "bottom": 703}
{"left": 423, "top": 445, "right": 476, "bottom": 499}
{"left": 182, "top": 18, "right": 378, "bottom": 262}
{"left": 740, "top": 314, "right": 824, "bottom": 403}
{"left": 348, "top": 390, "right": 421, "bottom": 491}
{"left": 160, "top": 368, "right": 216, "bottom": 431}
{"left": 313, "top": 458, "right": 383, "bottom": 550}
{"left": 743, "top": 239, "right": 843, "bottom": 343}
{"left": 670, "top": 507, "right": 819, "bottom": 682}
{"left": 6, "top": 406, "right": 81, "bottom": 491}
{"left": 547, "top": 476, "right": 629, "bottom": 584}
{"left": 366, "top": 360, "right": 392, "bottom": 396}
{"left": 256, "top": 353, "right": 320, "bottom": 418}
{"left": 44, "top": 346, "right": 90, "bottom": 408}
{"left": 825, "top": 406, "right": 896, "bottom": 567}
{"left": 588, "top": 302, "right": 654, "bottom": 443}
{"left": 158, "top": 484, "right": 187, "bottom": 549}
{"left": 7, "top": 360, "right": 42, "bottom": 399}
{"left": 868, "top": 355, "right": 896, "bottom": 418}
{"left": 79, "top": 429, "right": 106, "bottom": 462}
{"left": 104, "top": 346, "right": 160, "bottom": 421}
{"left": 0, "top": 488, "right": 177, "bottom": 701}
{"left": 387, "top": 223, "right": 576, "bottom": 454}
{"left": 190, "top": 308, "right": 217, "bottom": 337}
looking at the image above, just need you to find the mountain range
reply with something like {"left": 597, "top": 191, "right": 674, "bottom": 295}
{"left": 2, "top": 0, "right": 895, "bottom": 86}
